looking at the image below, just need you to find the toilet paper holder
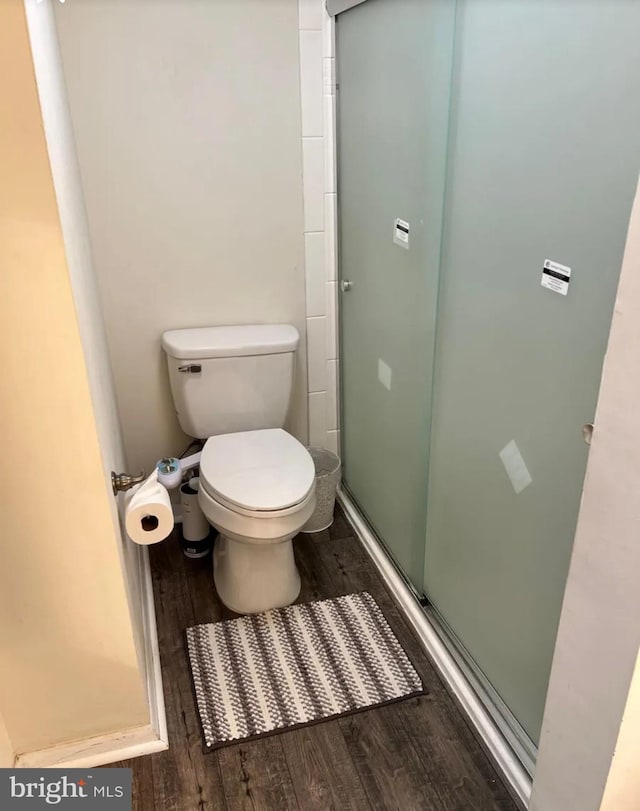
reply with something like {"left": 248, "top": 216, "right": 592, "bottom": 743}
{"left": 111, "top": 470, "right": 146, "bottom": 495}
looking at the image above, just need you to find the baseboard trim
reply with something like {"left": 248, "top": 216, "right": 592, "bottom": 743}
{"left": 337, "top": 488, "right": 532, "bottom": 809}
{"left": 138, "top": 545, "right": 169, "bottom": 750}
{"left": 15, "top": 724, "right": 166, "bottom": 770}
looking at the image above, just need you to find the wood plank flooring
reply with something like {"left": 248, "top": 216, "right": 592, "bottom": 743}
{"left": 110, "top": 507, "right": 518, "bottom": 810}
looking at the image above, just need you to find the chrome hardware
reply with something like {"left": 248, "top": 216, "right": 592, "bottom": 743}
{"left": 158, "top": 457, "right": 180, "bottom": 475}
{"left": 178, "top": 364, "right": 202, "bottom": 373}
{"left": 582, "top": 423, "right": 594, "bottom": 445}
{"left": 111, "top": 470, "right": 146, "bottom": 495}
{"left": 341, "top": 280, "right": 353, "bottom": 292}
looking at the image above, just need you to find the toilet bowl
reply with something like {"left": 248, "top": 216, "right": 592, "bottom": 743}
{"left": 197, "top": 428, "right": 316, "bottom": 614}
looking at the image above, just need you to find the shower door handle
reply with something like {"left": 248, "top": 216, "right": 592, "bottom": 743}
{"left": 341, "top": 280, "right": 353, "bottom": 292}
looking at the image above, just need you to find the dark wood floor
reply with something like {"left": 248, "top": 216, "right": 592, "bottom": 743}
{"left": 112, "top": 507, "right": 518, "bottom": 810}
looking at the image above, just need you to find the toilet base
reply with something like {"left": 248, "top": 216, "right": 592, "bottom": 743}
{"left": 213, "top": 534, "right": 301, "bottom": 614}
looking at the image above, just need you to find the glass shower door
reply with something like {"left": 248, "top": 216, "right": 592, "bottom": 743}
{"left": 423, "top": 0, "right": 640, "bottom": 744}
{"left": 337, "top": 0, "right": 640, "bottom": 749}
{"left": 337, "top": 0, "right": 455, "bottom": 589}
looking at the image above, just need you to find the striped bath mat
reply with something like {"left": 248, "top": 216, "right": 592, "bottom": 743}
{"left": 186, "top": 591, "right": 423, "bottom": 750}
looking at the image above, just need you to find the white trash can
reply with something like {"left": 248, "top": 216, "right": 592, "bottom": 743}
{"left": 302, "top": 448, "right": 341, "bottom": 533}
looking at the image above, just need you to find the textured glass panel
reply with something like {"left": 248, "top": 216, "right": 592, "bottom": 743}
{"left": 337, "top": 0, "right": 455, "bottom": 588}
{"left": 424, "top": 0, "right": 640, "bottom": 742}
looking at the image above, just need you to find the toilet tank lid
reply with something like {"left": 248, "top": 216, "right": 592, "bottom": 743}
{"left": 162, "top": 324, "right": 299, "bottom": 360}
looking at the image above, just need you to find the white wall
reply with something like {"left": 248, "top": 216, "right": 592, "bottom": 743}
{"left": 54, "top": 0, "right": 307, "bottom": 474}
{"left": 530, "top": 178, "right": 640, "bottom": 810}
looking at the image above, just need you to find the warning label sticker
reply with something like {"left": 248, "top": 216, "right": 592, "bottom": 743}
{"left": 393, "top": 218, "right": 410, "bottom": 250}
{"left": 541, "top": 259, "right": 571, "bottom": 296}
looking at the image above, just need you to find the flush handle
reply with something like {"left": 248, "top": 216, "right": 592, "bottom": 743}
{"left": 341, "top": 280, "right": 353, "bottom": 292}
{"left": 178, "top": 364, "right": 202, "bottom": 373}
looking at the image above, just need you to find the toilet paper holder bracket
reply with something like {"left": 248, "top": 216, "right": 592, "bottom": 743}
{"left": 112, "top": 470, "right": 146, "bottom": 495}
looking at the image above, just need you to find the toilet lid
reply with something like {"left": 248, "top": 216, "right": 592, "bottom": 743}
{"left": 199, "top": 429, "right": 315, "bottom": 512}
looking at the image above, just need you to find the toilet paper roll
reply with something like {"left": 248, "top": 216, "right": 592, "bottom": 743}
{"left": 125, "top": 471, "right": 174, "bottom": 545}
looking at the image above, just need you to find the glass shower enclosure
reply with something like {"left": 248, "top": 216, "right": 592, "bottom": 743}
{"left": 336, "top": 0, "right": 640, "bottom": 755}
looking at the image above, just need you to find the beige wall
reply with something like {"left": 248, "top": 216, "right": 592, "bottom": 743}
{"left": 530, "top": 178, "right": 640, "bottom": 810}
{"left": 0, "top": 1, "right": 148, "bottom": 755}
{"left": 0, "top": 714, "right": 13, "bottom": 768}
{"left": 600, "top": 650, "right": 640, "bottom": 810}
{"left": 54, "top": 0, "right": 307, "bottom": 474}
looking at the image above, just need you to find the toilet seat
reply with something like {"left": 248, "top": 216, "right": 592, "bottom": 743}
{"left": 199, "top": 428, "right": 315, "bottom": 514}
{"left": 203, "top": 486, "right": 316, "bottom": 520}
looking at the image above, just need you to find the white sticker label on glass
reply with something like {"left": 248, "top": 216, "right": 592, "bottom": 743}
{"left": 541, "top": 259, "right": 571, "bottom": 296}
{"left": 393, "top": 218, "right": 410, "bottom": 249}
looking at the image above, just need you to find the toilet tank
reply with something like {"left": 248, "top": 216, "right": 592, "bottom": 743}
{"left": 161, "top": 324, "right": 299, "bottom": 439}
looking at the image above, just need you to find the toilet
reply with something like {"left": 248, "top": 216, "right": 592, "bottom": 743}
{"left": 161, "top": 324, "right": 316, "bottom": 614}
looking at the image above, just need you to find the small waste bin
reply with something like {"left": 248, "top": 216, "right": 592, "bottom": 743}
{"left": 302, "top": 447, "right": 341, "bottom": 533}
{"left": 180, "top": 477, "right": 214, "bottom": 559}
